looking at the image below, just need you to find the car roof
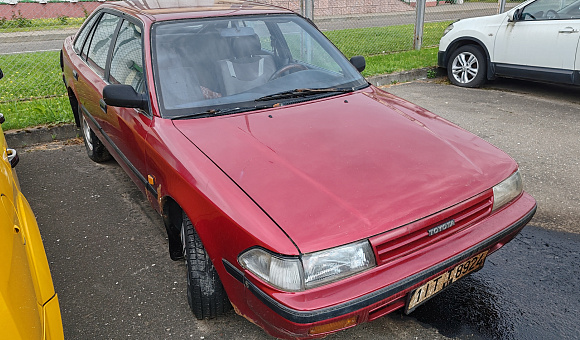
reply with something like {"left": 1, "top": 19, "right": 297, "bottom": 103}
{"left": 106, "top": 0, "right": 293, "bottom": 21}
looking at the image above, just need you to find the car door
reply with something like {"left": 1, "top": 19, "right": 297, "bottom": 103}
{"left": 104, "top": 18, "right": 152, "bottom": 194}
{"left": 493, "top": 0, "right": 580, "bottom": 83}
{"left": 0, "top": 138, "right": 42, "bottom": 338}
{"left": 74, "top": 12, "right": 151, "bottom": 193}
{"left": 75, "top": 12, "right": 121, "bottom": 137}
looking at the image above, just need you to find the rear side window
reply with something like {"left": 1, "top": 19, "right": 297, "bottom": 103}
{"left": 86, "top": 13, "right": 121, "bottom": 77}
{"left": 109, "top": 20, "right": 145, "bottom": 93}
{"left": 73, "top": 13, "right": 100, "bottom": 54}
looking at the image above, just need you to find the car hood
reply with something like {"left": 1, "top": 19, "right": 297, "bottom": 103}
{"left": 173, "top": 87, "right": 516, "bottom": 253}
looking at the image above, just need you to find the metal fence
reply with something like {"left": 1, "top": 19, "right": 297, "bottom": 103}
{"left": 0, "top": 0, "right": 523, "bottom": 124}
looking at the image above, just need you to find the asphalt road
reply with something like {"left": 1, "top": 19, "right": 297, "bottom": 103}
{"left": 15, "top": 79, "right": 580, "bottom": 339}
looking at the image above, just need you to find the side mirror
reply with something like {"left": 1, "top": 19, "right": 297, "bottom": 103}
{"left": 350, "top": 56, "right": 366, "bottom": 73}
{"left": 0, "top": 67, "right": 3, "bottom": 80}
{"left": 103, "top": 84, "right": 148, "bottom": 111}
{"left": 7, "top": 148, "right": 18, "bottom": 168}
{"left": 509, "top": 8, "right": 521, "bottom": 22}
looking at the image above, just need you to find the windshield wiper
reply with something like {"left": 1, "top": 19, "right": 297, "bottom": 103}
{"left": 254, "top": 87, "right": 355, "bottom": 102}
{"left": 171, "top": 87, "right": 359, "bottom": 120}
{"left": 171, "top": 104, "right": 274, "bottom": 120}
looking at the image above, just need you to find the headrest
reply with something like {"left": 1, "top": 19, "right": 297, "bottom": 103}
{"left": 220, "top": 26, "right": 255, "bottom": 37}
{"left": 231, "top": 34, "right": 261, "bottom": 58}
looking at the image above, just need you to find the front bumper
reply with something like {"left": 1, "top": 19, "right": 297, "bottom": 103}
{"left": 225, "top": 192, "right": 536, "bottom": 339}
{"left": 438, "top": 50, "right": 447, "bottom": 68}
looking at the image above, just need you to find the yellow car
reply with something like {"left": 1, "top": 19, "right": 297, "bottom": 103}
{"left": 0, "top": 68, "right": 64, "bottom": 339}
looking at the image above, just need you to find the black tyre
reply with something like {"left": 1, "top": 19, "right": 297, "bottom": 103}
{"left": 447, "top": 45, "right": 487, "bottom": 88}
{"left": 181, "top": 214, "right": 230, "bottom": 319}
{"left": 80, "top": 108, "right": 111, "bottom": 163}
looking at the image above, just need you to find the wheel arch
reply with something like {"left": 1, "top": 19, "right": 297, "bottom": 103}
{"left": 159, "top": 194, "right": 224, "bottom": 263}
{"left": 160, "top": 194, "right": 232, "bottom": 318}
{"left": 161, "top": 195, "right": 186, "bottom": 261}
{"left": 66, "top": 87, "right": 81, "bottom": 127}
{"left": 443, "top": 37, "right": 495, "bottom": 80}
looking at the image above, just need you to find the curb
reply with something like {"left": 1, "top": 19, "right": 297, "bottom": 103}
{"left": 0, "top": 28, "right": 77, "bottom": 43}
{"left": 5, "top": 124, "right": 80, "bottom": 148}
{"left": 3, "top": 68, "right": 445, "bottom": 148}
{"left": 367, "top": 67, "right": 443, "bottom": 87}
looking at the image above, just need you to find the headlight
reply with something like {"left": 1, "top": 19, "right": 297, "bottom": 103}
{"left": 492, "top": 170, "right": 523, "bottom": 211}
{"left": 238, "top": 248, "right": 303, "bottom": 291}
{"left": 442, "top": 23, "right": 454, "bottom": 37}
{"left": 302, "top": 240, "right": 375, "bottom": 289}
{"left": 239, "top": 240, "right": 376, "bottom": 292}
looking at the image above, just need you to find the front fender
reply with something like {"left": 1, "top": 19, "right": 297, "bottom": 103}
{"left": 439, "top": 37, "right": 495, "bottom": 80}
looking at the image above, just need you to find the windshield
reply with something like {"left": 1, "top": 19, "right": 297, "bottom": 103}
{"left": 152, "top": 14, "right": 367, "bottom": 118}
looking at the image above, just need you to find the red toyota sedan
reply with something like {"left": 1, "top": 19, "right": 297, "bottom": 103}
{"left": 60, "top": 1, "right": 536, "bottom": 338}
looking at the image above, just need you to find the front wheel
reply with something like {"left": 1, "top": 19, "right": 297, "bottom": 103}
{"left": 80, "top": 109, "right": 111, "bottom": 162}
{"left": 181, "top": 214, "right": 230, "bottom": 319}
{"left": 447, "top": 45, "right": 487, "bottom": 88}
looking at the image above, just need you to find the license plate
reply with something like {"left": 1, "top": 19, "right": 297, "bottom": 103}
{"left": 405, "top": 250, "right": 488, "bottom": 313}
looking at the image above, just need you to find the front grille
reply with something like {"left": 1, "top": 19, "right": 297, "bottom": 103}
{"left": 369, "top": 191, "right": 493, "bottom": 266}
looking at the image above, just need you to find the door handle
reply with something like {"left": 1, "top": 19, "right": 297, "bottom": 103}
{"left": 99, "top": 99, "right": 107, "bottom": 113}
{"left": 559, "top": 27, "right": 579, "bottom": 33}
{"left": 73, "top": 70, "right": 79, "bottom": 80}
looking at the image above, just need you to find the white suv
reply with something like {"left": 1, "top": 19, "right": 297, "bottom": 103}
{"left": 439, "top": 0, "right": 580, "bottom": 87}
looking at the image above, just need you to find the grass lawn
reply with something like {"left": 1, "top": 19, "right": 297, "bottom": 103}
{"left": 0, "top": 21, "right": 449, "bottom": 130}
{"left": 363, "top": 47, "right": 439, "bottom": 76}
{"left": 324, "top": 21, "right": 451, "bottom": 58}
{"left": 0, "top": 96, "right": 72, "bottom": 130}
{"left": 0, "top": 16, "right": 84, "bottom": 33}
{"left": 0, "top": 51, "right": 64, "bottom": 99}
{"left": 0, "top": 50, "right": 74, "bottom": 130}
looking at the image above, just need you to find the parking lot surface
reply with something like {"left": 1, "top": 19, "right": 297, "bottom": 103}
{"left": 16, "top": 79, "right": 580, "bottom": 339}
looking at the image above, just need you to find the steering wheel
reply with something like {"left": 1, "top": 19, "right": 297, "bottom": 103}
{"left": 546, "top": 9, "right": 560, "bottom": 19}
{"left": 522, "top": 12, "right": 536, "bottom": 20}
{"left": 269, "top": 63, "right": 308, "bottom": 80}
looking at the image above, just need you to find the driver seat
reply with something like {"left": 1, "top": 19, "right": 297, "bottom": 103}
{"left": 217, "top": 34, "right": 276, "bottom": 96}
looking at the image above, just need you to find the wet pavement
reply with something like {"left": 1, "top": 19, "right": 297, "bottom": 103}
{"left": 411, "top": 226, "right": 580, "bottom": 340}
{"left": 13, "top": 79, "right": 580, "bottom": 339}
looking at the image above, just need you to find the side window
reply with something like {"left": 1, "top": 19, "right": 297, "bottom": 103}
{"left": 86, "top": 13, "right": 121, "bottom": 77}
{"left": 109, "top": 20, "right": 145, "bottom": 93}
{"left": 81, "top": 22, "right": 94, "bottom": 60}
{"left": 278, "top": 21, "right": 341, "bottom": 73}
{"left": 73, "top": 13, "right": 100, "bottom": 54}
{"left": 521, "top": 0, "right": 578, "bottom": 20}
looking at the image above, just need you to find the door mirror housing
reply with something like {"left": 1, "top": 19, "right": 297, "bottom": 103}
{"left": 509, "top": 8, "right": 522, "bottom": 22}
{"left": 350, "top": 56, "right": 366, "bottom": 73}
{"left": 103, "top": 84, "right": 148, "bottom": 112}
